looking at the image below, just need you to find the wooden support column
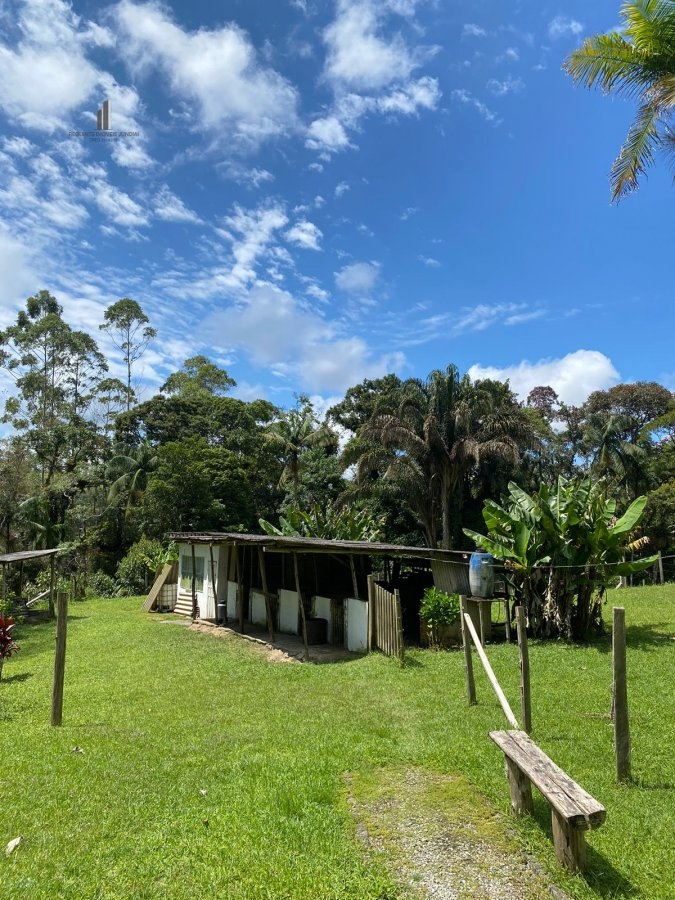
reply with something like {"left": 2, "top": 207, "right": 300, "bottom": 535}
{"left": 367, "top": 573, "right": 376, "bottom": 651}
{"left": 613, "top": 607, "right": 631, "bottom": 783}
{"left": 504, "top": 596, "right": 511, "bottom": 643}
{"left": 18, "top": 561, "right": 24, "bottom": 601}
{"left": 460, "top": 596, "right": 476, "bottom": 705}
{"left": 209, "top": 543, "right": 218, "bottom": 623}
{"left": 505, "top": 758, "right": 533, "bottom": 815}
{"left": 293, "top": 553, "right": 310, "bottom": 661}
{"left": 236, "top": 545, "right": 244, "bottom": 634}
{"left": 51, "top": 590, "right": 68, "bottom": 726}
{"left": 551, "top": 809, "right": 585, "bottom": 874}
{"left": 190, "top": 543, "right": 198, "bottom": 620}
{"left": 48, "top": 554, "right": 56, "bottom": 618}
{"left": 349, "top": 556, "right": 359, "bottom": 599}
{"left": 258, "top": 547, "right": 274, "bottom": 642}
{"left": 516, "top": 606, "right": 532, "bottom": 734}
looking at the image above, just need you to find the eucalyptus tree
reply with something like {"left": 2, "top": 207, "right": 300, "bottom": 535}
{"left": 100, "top": 298, "right": 156, "bottom": 409}
{"left": 564, "top": 0, "right": 675, "bottom": 200}
{"left": 357, "top": 366, "right": 526, "bottom": 549}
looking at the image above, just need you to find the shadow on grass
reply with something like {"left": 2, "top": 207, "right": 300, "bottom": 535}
{"left": 528, "top": 796, "right": 636, "bottom": 898}
{"left": 0, "top": 672, "right": 33, "bottom": 684}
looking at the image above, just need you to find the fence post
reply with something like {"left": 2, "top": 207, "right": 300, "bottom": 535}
{"left": 394, "top": 588, "right": 405, "bottom": 667}
{"left": 51, "top": 590, "right": 68, "bottom": 727}
{"left": 613, "top": 607, "right": 631, "bottom": 782}
{"left": 460, "top": 596, "right": 476, "bottom": 705}
{"left": 516, "top": 606, "right": 531, "bottom": 734}
{"left": 367, "top": 574, "right": 376, "bottom": 651}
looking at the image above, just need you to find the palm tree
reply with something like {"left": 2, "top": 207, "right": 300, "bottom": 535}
{"left": 264, "top": 398, "right": 337, "bottom": 502}
{"left": 358, "top": 366, "right": 525, "bottom": 549}
{"left": 563, "top": 1, "right": 675, "bottom": 200}
{"left": 106, "top": 442, "right": 158, "bottom": 517}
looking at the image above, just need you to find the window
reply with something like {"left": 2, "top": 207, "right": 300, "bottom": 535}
{"left": 180, "top": 553, "right": 204, "bottom": 592}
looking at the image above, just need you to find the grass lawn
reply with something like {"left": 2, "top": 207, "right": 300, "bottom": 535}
{"left": 1, "top": 585, "right": 674, "bottom": 899}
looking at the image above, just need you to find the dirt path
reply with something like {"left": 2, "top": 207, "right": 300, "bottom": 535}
{"left": 346, "top": 767, "right": 571, "bottom": 900}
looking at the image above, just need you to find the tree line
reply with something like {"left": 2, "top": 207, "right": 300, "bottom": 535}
{"left": 1, "top": 290, "right": 675, "bottom": 594}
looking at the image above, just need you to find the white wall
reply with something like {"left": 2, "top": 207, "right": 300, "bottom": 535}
{"left": 250, "top": 590, "right": 268, "bottom": 626}
{"left": 346, "top": 597, "right": 368, "bottom": 652}
{"left": 278, "top": 588, "right": 299, "bottom": 634}
{"left": 227, "top": 580, "right": 238, "bottom": 619}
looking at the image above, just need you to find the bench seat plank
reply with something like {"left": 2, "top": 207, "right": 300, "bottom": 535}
{"left": 490, "top": 730, "right": 606, "bottom": 830}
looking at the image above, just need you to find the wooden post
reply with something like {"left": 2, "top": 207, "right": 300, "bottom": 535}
{"left": 18, "top": 561, "right": 24, "bottom": 601}
{"left": 258, "top": 547, "right": 274, "bottom": 642}
{"left": 349, "top": 556, "right": 359, "bottom": 599}
{"left": 293, "top": 553, "right": 310, "bottom": 661}
{"left": 478, "top": 600, "right": 486, "bottom": 646}
{"left": 516, "top": 606, "right": 532, "bottom": 734}
{"left": 504, "top": 596, "right": 511, "bottom": 643}
{"left": 367, "top": 573, "right": 376, "bottom": 651}
{"left": 463, "top": 610, "right": 519, "bottom": 729}
{"left": 460, "top": 596, "right": 476, "bottom": 705}
{"left": 658, "top": 551, "right": 664, "bottom": 585}
{"left": 613, "top": 607, "right": 631, "bottom": 782}
{"left": 48, "top": 555, "right": 56, "bottom": 618}
{"left": 209, "top": 543, "right": 218, "bottom": 624}
{"left": 190, "top": 543, "right": 198, "bottom": 620}
{"left": 51, "top": 590, "right": 68, "bottom": 726}
{"left": 394, "top": 587, "right": 405, "bottom": 667}
{"left": 505, "top": 757, "right": 533, "bottom": 815}
{"left": 236, "top": 545, "right": 244, "bottom": 634}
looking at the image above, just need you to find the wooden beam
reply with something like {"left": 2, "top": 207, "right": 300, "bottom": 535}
{"left": 209, "top": 543, "right": 218, "bottom": 623}
{"left": 51, "top": 590, "right": 68, "bottom": 726}
{"left": 463, "top": 611, "right": 519, "bottom": 728}
{"left": 613, "top": 607, "right": 631, "bottom": 783}
{"left": 190, "top": 543, "right": 198, "bottom": 620}
{"left": 293, "top": 552, "right": 310, "bottom": 661}
{"left": 460, "top": 596, "right": 476, "bottom": 705}
{"left": 516, "top": 606, "right": 532, "bottom": 734}
{"left": 258, "top": 546, "right": 274, "bottom": 642}
{"left": 349, "top": 556, "right": 359, "bottom": 599}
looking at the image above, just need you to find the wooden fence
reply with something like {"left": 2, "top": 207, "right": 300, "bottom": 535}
{"left": 368, "top": 576, "right": 404, "bottom": 663}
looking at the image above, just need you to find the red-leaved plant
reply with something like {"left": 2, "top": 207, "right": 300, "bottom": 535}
{"left": 0, "top": 614, "right": 20, "bottom": 680}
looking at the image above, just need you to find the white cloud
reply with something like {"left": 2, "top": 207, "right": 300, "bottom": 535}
{"left": 154, "top": 186, "right": 201, "bottom": 224}
{"left": 497, "top": 47, "right": 520, "bottom": 62}
{"left": 335, "top": 261, "right": 380, "bottom": 294}
{"left": 323, "top": 0, "right": 424, "bottom": 92}
{"left": 0, "top": 227, "right": 37, "bottom": 315}
{"left": 305, "top": 115, "right": 354, "bottom": 153}
{"left": 114, "top": 0, "right": 299, "bottom": 146}
{"left": 468, "top": 350, "right": 620, "bottom": 406}
{"left": 418, "top": 255, "right": 440, "bottom": 267}
{"left": 89, "top": 180, "right": 149, "bottom": 227}
{"left": 0, "top": 0, "right": 102, "bottom": 130}
{"left": 205, "top": 283, "right": 404, "bottom": 392}
{"left": 335, "top": 181, "right": 350, "bottom": 197}
{"left": 548, "top": 16, "right": 584, "bottom": 40}
{"left": 451, "top": 89, "right": 499, "bottom": 124}
{"left": 487, "top": 76, "right": 524, "bottom": 97}
{"left": 285, "top": 219, "right": 323, "bottom": 250}
{"left": 462, "top": 23, "right": 487, "bottom": 38}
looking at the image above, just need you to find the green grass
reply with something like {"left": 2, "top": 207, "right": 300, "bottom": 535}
{"left": 1, "top": 586, "right": 674, "bottom": 898}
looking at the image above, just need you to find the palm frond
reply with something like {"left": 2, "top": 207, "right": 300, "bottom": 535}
{"left": 611, "top": 100, "right": 662, "bottom": 197}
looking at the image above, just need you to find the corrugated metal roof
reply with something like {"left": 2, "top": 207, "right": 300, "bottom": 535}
{"left": 165, "top": 531, "right": 469, "bottom": 560}
{"left": 0, "top": 548, "right": 61, "bottom": 564}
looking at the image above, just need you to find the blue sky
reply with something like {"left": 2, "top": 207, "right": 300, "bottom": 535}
{"left": 0, "top": 0, "right": 672, "bottom": 417}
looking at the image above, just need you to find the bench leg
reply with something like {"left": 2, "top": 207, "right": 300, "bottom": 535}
{"left": 505, "top": 758, "right": 533, "bottom": 815}
{"left": 551, "top": 808, "right": 586, "bottom": 873}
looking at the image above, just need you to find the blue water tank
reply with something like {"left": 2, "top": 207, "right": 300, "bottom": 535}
{"left": 469, "top": 552, "right": 494, "bottom": 598}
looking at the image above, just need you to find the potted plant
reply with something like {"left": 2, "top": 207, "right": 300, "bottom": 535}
{"left": 419, "top": 587, "right": 461, "bottom": 648}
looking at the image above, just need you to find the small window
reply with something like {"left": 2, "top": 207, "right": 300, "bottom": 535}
{"left": 180, "top": 553, "right": 204, "bottom": 592}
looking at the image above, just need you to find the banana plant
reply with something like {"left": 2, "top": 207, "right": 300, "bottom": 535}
{"left": 465, "top": 476, "right": 656, "bottom": 639}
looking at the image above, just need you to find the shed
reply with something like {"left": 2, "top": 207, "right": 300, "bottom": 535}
{"left": 164, "top": 532, "right": 475, "bottom": 654}
{"left": 0, "top": 548, "right": 61, "bottom": 617}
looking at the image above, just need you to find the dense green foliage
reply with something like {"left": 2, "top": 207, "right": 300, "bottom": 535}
{"left": 465, "top": 477, "right": 656, "bottom": 639}
{"left": 1, "top": 290, "right": 675, "bottom": 612}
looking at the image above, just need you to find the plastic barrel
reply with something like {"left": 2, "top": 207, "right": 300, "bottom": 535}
{"left": 469, "top": 552, "right": 494, "bottom": 598}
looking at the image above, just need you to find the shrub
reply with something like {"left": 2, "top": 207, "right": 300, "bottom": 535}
{"left": 0, "top": 614, "right": 19, "bottom": 680}
{"left": 86, "top": 572, "right": 118, "bottom": 599}
{"left": 420, "top": 587, "right": 460, "bottom": 647}
{"left": 116, "top": 538, "right": 165, "bottom": 596}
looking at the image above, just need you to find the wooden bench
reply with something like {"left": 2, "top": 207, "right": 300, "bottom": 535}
{"left": 490, "top": 730, "right": 606, "bottom": 873}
